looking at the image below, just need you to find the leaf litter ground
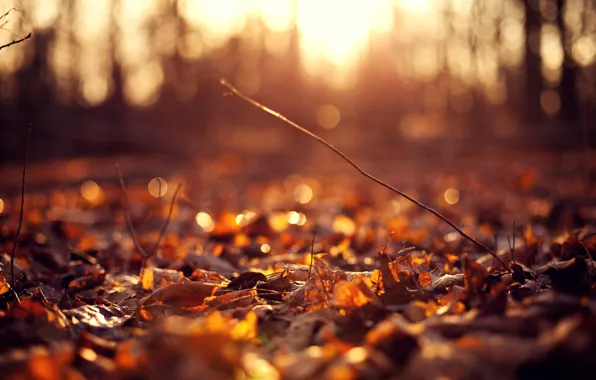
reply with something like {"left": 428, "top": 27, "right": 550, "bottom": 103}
{"left": 0, "top": 154, "right": 595, "bottom": 380}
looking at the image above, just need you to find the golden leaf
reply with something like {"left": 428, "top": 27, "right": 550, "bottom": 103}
{"left": 0, "top": 272, "right": 9, "bottom": 296}
{"left": 332, "top": 281, "right": 371, "bottom": 311}
{"left": 140, "top": 267, "right": 154, "bottom": 291}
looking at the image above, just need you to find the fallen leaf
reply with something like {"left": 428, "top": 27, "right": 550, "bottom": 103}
{"left": 141, "top": 281, "right": 219, "bottom": 308}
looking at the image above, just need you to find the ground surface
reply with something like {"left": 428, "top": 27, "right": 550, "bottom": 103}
{"left": 1, "top": 151, "right": 595, "bottom": 379}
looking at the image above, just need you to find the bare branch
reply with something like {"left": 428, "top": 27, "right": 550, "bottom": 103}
{"left": 0, "top": 7, "right": 31, "bottom": 52}
{"left": 0, "top": 31, "right": 30, "bottom": 51}
{"left": 220, "top": 79, "right": 510, "bottom": 272}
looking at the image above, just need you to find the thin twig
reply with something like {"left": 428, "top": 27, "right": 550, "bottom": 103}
{"left": 382, "top": 232, "right": 394, "bottom": 255}
{"left": 157, "top": 178, "right": 163, "bottom": 199}
{"left": 0, "top": 32, "right": 31, "bottom": 51}
{"left": 580, "top": 241, "right": 595, "bottom": 276}
{"left": 116, "top": 165, "right": 149, "bottom": 259}
{"left": 144, "top": 183, "right": 182, "bottom": 270}
{"left": 220, "top": 79, "right": 510, "bottom": 272}
{"left": 308, "top": 228, "right": 316, "bottom": 280}
{"left": 507, "top": 221, "right": 517, "bottom": 265}
{"left": 10, "top": 124, "right": 31, "bottom": 288}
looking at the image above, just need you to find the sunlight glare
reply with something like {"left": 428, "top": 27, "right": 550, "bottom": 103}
{"left": 296, "top": 0, "right": 391, "bottom": 87}
{"left": 397, "top": 0, "right": 433, "bottom": 14}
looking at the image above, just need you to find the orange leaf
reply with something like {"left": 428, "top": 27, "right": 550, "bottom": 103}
{"left": 140, "top": 267, "right": 154, "bottom": 291}
{"left": 332, "top": 281, "right": 372, "bottom": 311}
{"left": 0, "top": 272, "right": 9, "bottom": 296}
{"left": 417, "top": 272, "right": 432, "bottom": 288}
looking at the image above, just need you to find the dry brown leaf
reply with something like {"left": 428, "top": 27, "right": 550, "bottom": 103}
{"left": 377, "top": 251, "right": 414, "bottom": 305}
{"left": 141, "top": 281, "right": 219, "bottom": 308}
{"left": 206, "top": 288, "right": 263, "bottom": 311}
{"left": 463, "top": 254, "right": 488, "bottom": 295}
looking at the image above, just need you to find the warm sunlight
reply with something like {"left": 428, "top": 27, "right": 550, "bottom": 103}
{"left": 296, "top": 0, "right": 393, "bottom": 88}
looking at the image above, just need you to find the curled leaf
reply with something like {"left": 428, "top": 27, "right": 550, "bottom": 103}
{"left": 141, "top": 281, "right": 219, "bottom": 308}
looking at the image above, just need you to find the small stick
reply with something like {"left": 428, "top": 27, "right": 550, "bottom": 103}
{"left": 308, "top": 228, "right": 316, "bottom": 280}
{"left": 144, "top": 183, "right": 182, "bottom": 270}
{"left": 220, "top": 79, "right": 510, "bottom": 272}
{"left": 580, "top": 241, "right": 595, "bottom": 276}
{"left": 157, "top": 178, "right": 163, "bottom": 199}
{"left": 116, "top": 165, "right": 149, "bottom": 259}
{"left": 10, "top": 124, "right": 31, "bottom": 288}
{"left": 507, "top": 221, "right": 517, "bottom": 265}
{"left": 382, "top": 232, "right": 394, "bottom": 256}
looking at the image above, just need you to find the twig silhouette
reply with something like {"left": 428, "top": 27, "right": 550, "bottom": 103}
{"left": 117, "top": 166, "right": 182, "bottom": 274}
{"left": 0, "top": 32, "right": 30, "bottom": 52}
{"left": 10, "top": 124, "right": 32, "bottom": 288}
{"left": 116, "top": 165, "right": 149, "bottom": 260}
{"left": 0, "top": 8, "right": 31, "bottom": 52}
{"left": 220, "top": 79, "right": 509, "bottom": 271}
{"left": 144, "top": 184, "right": 182, "bottom": 270}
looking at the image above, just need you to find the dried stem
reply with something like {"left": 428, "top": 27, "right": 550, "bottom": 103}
{"left": 220, "top": 78, "right": 509, "bottom": 271}
{"left": 117, "top": 166, "right": 183, "bottom": 274}
{"left": 116, "top": 165, "right": 149, "bottom": 260}
{"left": 145, "top": 184, "right": 182, "bottom": 269}
{"left": 10, "top": 124, "right": 31, "bottom": 288}
{"left": 382, "top": 232, "right": 394, "bottom": 255}
{"left": 508, "top": 221, "right": 517, "bottom": 265}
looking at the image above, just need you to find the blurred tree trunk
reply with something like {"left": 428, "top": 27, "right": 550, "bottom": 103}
{"left": 524, "top": 0, "right": 543, "bottom": 124}
{"left": 556, "top": 0, "right": 579, "bottom": 121}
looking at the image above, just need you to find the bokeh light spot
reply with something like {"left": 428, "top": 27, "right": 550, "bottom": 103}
{"left": 315, "top": 104, "right": 341, "bottom": 129}
{"left": 444, "top": 188, "right": 460, "bottom": 205}
{"left": 236, "top": 211, "right": 257, "bottom": 226}
{"left": 80, "top": 181, "right": 103, "bottom": 203}
{"left": 195, "top": 212, "right": 214, "bottom": 232}
{"left": 148, "top": 178, "right": 168, "bottom": 198}
{"left": 293, "top": 184, "right": 313, "bottom": 204}
{"left": 332, "top": 215, "right": 356, "bottom": 235}
{"left": 287, "top": 211, "right": 301, "bottom": 225}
